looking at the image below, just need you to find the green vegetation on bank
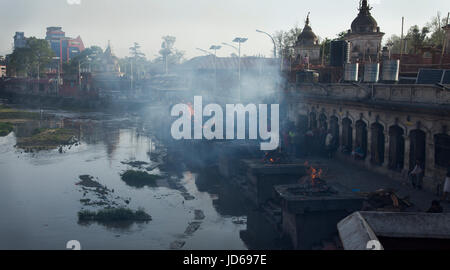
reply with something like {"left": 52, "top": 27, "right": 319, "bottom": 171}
{"left": 0, "top": 122, "right": 13, "bottom": 136}
{"left": 78, "top": 207, "right": 152, "bottom": 222}
{"left": 0, "top": 105, "right": 40, "bottom": 120}
{"left": 120, "top": 170, "right": 161, "bottom": 188}
{"left": 16, "top": 128, "right": 77, "bottom": 149}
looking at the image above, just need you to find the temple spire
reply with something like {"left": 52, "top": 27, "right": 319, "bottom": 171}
{"left": 305, "top": 12, "right": 310, "bottom": 26}
{"left": 359, "top": 0, "right": 372, "bottom": 13}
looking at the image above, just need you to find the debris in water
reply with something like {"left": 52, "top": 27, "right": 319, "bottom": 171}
{"left": 170, "top": 240, "right": 186, "bottom": 250}
{"left": 184, "top": 222, "right": 201, "bottom": 235}
{"left": 194, "top": 209, "right": 205, "bottom": 220}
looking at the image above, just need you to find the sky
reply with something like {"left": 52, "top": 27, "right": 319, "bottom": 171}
{"left": 0, "top": 0, "right": 449, "bottom": 60}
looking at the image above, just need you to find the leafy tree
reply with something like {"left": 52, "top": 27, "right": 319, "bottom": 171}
{"left": 273, "top": 25, "right": 302, "bottom": 60}
{"left": 385, "top": 34, "right": 402, "bottom": 54}
{"left": 128, "top": 42, "right": 146, "bottom": 79}
{"left": 6, "top": 37, "right": 54, "bottom": 77}
{"left": 63, "top": 46, "right": 104, "bottom": 75}
{"left": 407, "top": 25, "right": 430, "bottom": 54}
{"left": 155, "top": 36, "right": 185, "bottom": 74}
{"left": 319, "top": 38, "right": 332, "bottom": 65}
{"left": 426, "top": 12, "right": 448, "bottom": 48}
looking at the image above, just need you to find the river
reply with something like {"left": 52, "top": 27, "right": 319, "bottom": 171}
{"left": 0, "top": 106, "right": 279, "bottom": 250}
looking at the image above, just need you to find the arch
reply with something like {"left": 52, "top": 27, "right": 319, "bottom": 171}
{"left": 319, "top": 113, "right": 328, "bottom": 131}
{"left": 370, "top": 123, "right": 385, "bottom": 166}
{"left": 309, "top": 111, "right": 317, "bottom": 130}
{"left": 434, "top": 133, "right": 450, "bottom": 168}
{"left": 330, "top": 116, "right": 340, "bottom": 148}
{"left": 355, "top": 120, "right": 368, "bottom": 159}
{"left": 409, "top": 129, "right": 426, "bottom": 173}
{"left": 388, "top": 125, "right": 405, "bottom": 171}
{"left": 342, "top": 117, "right": 353, "bottom": 154}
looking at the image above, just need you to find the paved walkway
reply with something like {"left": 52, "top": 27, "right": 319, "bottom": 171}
{"left": 299, "top": 156, "right": 449, "bottom": 213}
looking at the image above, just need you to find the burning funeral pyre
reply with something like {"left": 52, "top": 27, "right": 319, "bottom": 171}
{"left": 262, "top": 149, "right": 292, "bottom": 164}
{"left": 289, "top": 162, "right": 337, "bottom": 197}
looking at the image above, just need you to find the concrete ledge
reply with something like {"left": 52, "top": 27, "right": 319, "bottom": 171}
{"left": 337, "top": 212, "right": 382, "bottom": 250}
{"left": 338, "top": 211, "right": 450, "bottom": 250}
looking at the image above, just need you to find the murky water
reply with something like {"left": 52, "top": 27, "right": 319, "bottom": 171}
{"left": 0, "top": 107, "right": 262, "bottom": 250}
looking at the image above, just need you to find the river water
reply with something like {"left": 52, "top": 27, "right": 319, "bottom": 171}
{"left": 0, "top": 106, "right": 277, "bottom": 250}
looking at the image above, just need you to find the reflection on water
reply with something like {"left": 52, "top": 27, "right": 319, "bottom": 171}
{"left": 0, "top": 108, "right": 283, "bottom": 250}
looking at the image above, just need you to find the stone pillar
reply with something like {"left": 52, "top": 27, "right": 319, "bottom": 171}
{"left": 382, "top": 130, "right": 390, "bottom": 168}
{"left": 403, "top": 135, "right": 411, "bottom": 174}
{"left": 366, "top": 125, "right": 372, "bottom": 167}
{"left": 425, "top": 134, "right": 435, "bottom": 177}
{"left": 352, "top": 124, "right": 357, "bottom": 151}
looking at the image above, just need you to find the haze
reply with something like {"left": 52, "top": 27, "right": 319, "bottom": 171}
{"left": 0, "top": 0, "right": 448, "bottom": 59}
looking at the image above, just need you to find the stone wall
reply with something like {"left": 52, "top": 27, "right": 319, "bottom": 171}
{"left": 286, "top": 83, "right": 450, "bottom": 194}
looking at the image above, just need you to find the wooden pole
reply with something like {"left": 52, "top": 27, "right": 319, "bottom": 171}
{"left": 400, "top": 17, "right": 404, "bottom": 57}
{"left": 440, "top": 12, "right": 449, "bottom": 66}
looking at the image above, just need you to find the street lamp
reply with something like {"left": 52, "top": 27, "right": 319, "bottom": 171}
{"left": 221, "top": 42, "right": 239, "bottom": 53}
{"left": 209, "top": 45, "right": 222, "bottom": 92}
{"left": 78, "top": 58, "right": 91, "bottom": 89}
{"left": 196, "top": 48, "right": 213, "bottom": 56}
{"left": 232, "top": 37, "right": 247, "bottom": 102}
{"left": 52, "top": 56, "right": 61, "bottom": 95}
{"left": 256, "top": 29, "right": 277, "bottom": 58}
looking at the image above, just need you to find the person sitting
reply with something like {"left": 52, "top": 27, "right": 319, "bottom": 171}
{"left": 351, "top": 145, "right": 365, "bottom": 160}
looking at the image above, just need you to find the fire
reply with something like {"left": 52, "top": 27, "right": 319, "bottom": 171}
{"left": 302, "top": 161, "right": 323, "bottom": 186}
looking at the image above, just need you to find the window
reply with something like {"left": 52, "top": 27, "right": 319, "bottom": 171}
{"left": 435, "top": 134, "right": 450, "bottom": 167}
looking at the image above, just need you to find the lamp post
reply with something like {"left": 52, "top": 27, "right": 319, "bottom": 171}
{"left": 78, "top": 58, "right": 91, "bottom": 90}
{"left": 256, "top": 29, "right": 276, "bottom": 58}
{"left": 52, "top": 56, "right": 60, "bottom": 95}
{"left": 209, "top": 45, "right": 221, "bottom": 92}
{"left": 232, "top": 37, "right": 247, "bottom": 102}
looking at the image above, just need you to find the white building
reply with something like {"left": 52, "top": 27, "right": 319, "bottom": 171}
{"left": 344, "top": 0, "right": 384, "bottom": 63}
{"left": 294, "top": 13, "right": 321, "bottom": 66}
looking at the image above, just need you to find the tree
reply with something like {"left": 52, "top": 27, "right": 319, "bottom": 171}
{"left": 128, "top": 42, "right": 146, "bottom": 80}
{"left": 426, "top": 12, "right": 448, "bottom": 48}
{"left": 6, "top": 37, "right": 54, "bottom": 77}
{"left": 273, "top": 25, "right": 302, "bottom": 60}
{"left": 385, "top": 35, "right": 402, "bottom": 54}
{"left": 157, "top": 36, "right": 184, "bottom": 74}
{"left": 407, "top": 25, "right": 430, "bottom": 54}
{"left": 63, "top": 45, "right": 104, "bottom": 75}
{"left": 319, "top": 38, "right": 332, "bottom": 65}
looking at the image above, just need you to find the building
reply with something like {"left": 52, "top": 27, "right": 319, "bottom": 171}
{"left": 45, "top": 26, "right": 85, "bottom": 64}
{"left": 0, "top": 56, "right": 6, "bottom": 77}
{"left": 287, "top": 82, "right": 450, "bottom": 195}
{"left": 294, "top": 13, "right": 321, "bottom": 66}
{"left": 97, "top": 41, "right": 121, "bottom": 75}
{"left": 13, "top": 32, "right": 27, "bottom": 49}
{"left": 344, "top": 0, "right": 384, "bottom": 63}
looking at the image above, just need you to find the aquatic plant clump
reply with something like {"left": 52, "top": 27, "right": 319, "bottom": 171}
{"left": 120, "top": 170, "right": 161, "bottom": 188}
{"left": 16, "top": 128, "right": 77, "bottom": 149}
{"left": 0, "top": 122, "right": 13, "bottom": 136}
{"left": 78, "top": 207, "right": 152, "bottom": 222}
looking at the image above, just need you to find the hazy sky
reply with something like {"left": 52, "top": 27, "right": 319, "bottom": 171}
{"left": 0, "top": 0, "right": 448, "bottom": 59}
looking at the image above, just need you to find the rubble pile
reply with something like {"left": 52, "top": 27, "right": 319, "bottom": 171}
{"left": 360, "top": 189, "right": 412, "bottom": 211}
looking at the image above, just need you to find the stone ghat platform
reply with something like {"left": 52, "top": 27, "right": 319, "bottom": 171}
{"left": 237, "top": 159, "right": 307, "bottom": 206}
{"left": 274, "top": 183, "right": 364, "bottom": 250}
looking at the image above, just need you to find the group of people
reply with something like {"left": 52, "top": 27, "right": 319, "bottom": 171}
{"left": 304, "top": 128, "right": 337, "bottom": 158}
{"left": 411, "top": 160, "right": 450, "bottom": 213}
